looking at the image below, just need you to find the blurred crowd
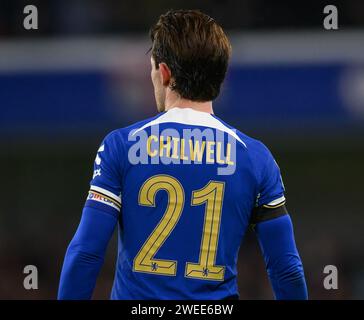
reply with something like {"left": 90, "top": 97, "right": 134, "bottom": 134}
{"left": 0, "top": 0, "right": 364, "bottom": 37}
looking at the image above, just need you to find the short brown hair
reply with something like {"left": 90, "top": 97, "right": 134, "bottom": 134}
{"left": 150, "top": 9, "right": 232, "bottom": 102}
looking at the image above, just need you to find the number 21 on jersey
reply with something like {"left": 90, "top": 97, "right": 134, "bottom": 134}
{"left": 133, "top": 174, "right": 226, "bottom": 281}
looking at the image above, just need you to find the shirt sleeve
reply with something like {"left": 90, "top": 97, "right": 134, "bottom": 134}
{"left": 85, "top": 131, "right": 123, "bottom": 217}
{"left": 250, "top": 144, "right": 287, "bottom": 224}
{"left": 255, "top": 214, "right": 308, "bottom": 300}
{"left": 58, "top": 205, "right": 118, "bottom": 299}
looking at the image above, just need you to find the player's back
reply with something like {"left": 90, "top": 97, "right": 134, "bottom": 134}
{"left": 90, "top": 107, "right": 285, "bottom": 299}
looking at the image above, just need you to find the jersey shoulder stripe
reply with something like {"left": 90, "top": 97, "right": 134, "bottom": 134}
{"left": 131, "top": 108, "right": 247, "bottom": 147}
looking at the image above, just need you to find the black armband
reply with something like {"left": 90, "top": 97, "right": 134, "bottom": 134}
{"left": 250, "top": 203, "right": 288, "bottom": 224}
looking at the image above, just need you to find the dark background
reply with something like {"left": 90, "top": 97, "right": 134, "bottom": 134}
{"left": 0, "top": 0, "right": 363, "bottom": 299}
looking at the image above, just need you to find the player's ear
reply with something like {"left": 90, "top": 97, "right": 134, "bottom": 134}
{"left": 159, "top": 62, "right": 172, "bottom": 87}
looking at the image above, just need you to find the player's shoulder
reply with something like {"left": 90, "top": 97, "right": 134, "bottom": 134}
{"left": 213, "top": 114, "right": 272, "bottom": 157}
{"left": 102, "top": 113, "right": 164, "bottom": 143}
{"left": 214, "top": 117, "right": 278, "bottom": 186}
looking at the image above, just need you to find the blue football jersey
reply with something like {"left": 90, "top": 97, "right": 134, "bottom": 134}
{"left": 85, "top": 107, "right": 286, "bottom": 299}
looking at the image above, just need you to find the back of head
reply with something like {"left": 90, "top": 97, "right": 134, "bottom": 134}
{"left": 150, "top": 9, "right": 232, "bottom": 102}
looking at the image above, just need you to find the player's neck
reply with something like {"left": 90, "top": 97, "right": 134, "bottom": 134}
{"left": 164, "top": 93, "right": 214, "bottom": 114}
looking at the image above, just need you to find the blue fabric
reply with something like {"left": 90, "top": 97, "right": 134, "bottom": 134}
{"left": 58, "top": 206, "right": 117, "bottom": 299}
{"left": 255, "top": 214, "right": 308, "bottom": 300}
{"left": 58, "top": 109, "right": 306, "bottom": 299}
{"left": 58, "top": 208, "right": 308, "bottom": 300}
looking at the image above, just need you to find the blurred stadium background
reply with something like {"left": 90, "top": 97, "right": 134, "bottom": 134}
{"left": 0, "top": 0, "right": 364, "bottom": 299}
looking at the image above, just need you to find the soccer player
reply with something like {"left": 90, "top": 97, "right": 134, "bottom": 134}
{"left": 58, "top": 10, "right": 307, "bottom": 300}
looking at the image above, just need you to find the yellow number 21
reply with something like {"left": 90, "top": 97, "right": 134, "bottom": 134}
{"left": 133, "top": 174, "right": 225, "bottom": 281}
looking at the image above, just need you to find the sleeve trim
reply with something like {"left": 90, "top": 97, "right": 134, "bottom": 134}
{"left": 263, "top": 196, "right": 286, "bottom": 208}
{"left": 87, "top": 190, "right": 121, "bottom": 211}
{"left": 90, "top": 185, "right": 121, "bottom": 204}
